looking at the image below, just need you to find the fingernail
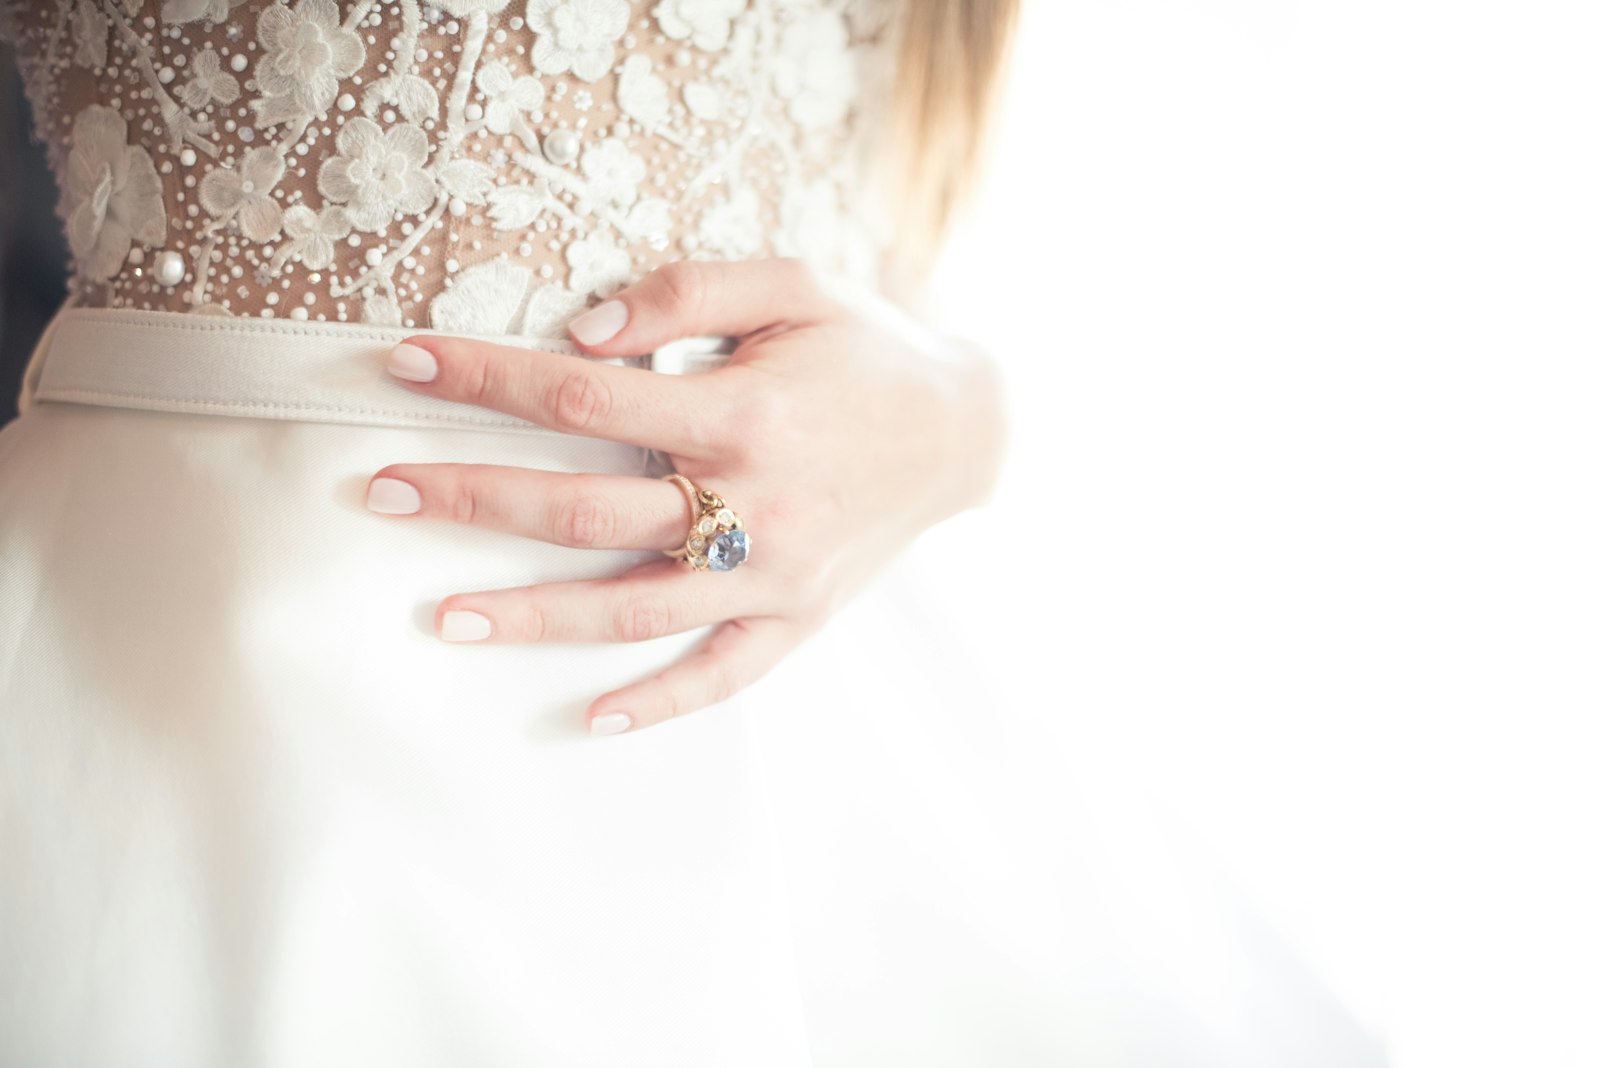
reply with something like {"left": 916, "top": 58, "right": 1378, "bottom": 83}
{"left": 569, "top": 300, "right": 628, "bottom": 346}
{"left": 387, "top": 342, "right": 438, "bottom": 382}
{"left": 590, "top": 711, "right": 632, "bottom": 736}
{"left": 366, "top": 477, "right": 421, "bottom": 514}
{"left": 440, "top": 610, "right": 492, "bottom": 641}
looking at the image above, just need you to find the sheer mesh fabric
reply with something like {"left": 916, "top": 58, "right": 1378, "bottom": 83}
{"left": 0, "top": 0, "right": 899, "bottom": 334}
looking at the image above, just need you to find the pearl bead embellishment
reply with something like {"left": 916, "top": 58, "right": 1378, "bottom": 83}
{"left": 151, "top": 250, "right": 186, "bottom": 287}
{"left": 543, "top": 129, "right": 579, "bottom": 166}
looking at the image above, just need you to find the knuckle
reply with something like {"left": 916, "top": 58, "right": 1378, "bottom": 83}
{"left": 660, "top": 683, "right": 691, "bottom": 721}
{"left": 546, "top": 368, "right": 612, "bottom": 433}
{"left": 655, "top": 259, "right": 707, "bottom": 321}
{"left": 522, "top": 603, "right": 548, "bottom": 643}
{"left": 450, "top": 478, "right": 482, "bottom": 525}
{"left": 464, "top": 351, "right": 500, "bottom": 408}
{"left": 614, "top": 596, "right": 673, "bottom": 643}
{"left": 556, "top": 492, "right": 615, "bottom": 548}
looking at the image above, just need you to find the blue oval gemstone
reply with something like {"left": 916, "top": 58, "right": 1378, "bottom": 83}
{"left": 707, "top": 529, "right": 750, "bottom": 572}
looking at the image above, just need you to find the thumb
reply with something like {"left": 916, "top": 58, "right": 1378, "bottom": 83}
{"left": 564, "top": 258, "right": 835, "bottom": 358}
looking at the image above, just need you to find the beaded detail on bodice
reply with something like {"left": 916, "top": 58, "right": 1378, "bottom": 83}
{"left": 0, "top": 0, "right": 899, "bottom": 334}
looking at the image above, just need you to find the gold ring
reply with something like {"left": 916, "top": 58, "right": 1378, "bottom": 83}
{"left": 661, "top": 473, "right": 750, "bottom": 572}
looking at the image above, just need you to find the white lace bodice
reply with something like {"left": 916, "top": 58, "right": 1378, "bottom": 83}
{"left": 0, "top": 0, "right": 901, "bottom": 335}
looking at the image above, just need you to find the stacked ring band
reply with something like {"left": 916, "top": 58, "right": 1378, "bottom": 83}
{"left": 661, "top": 473, "right": 750, "bottom": 572}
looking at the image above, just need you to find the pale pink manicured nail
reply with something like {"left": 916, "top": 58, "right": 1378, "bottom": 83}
{"left": 440, "top": 610, "right": 492, "bottom": 642}
{"left": 387, "top": 342, "right": 438, "bottom": 382}
{"left": 590, "top": 711, "right": 632, "bottom": 736}
{"left": 568, "top": 300, "right": 628, "bottom": 345}
{"left": 366, "top": 477, "right": 421, "bottom": 514}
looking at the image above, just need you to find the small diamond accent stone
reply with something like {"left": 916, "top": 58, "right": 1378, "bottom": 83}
{"left": 697, "top": 517, "right": 715, "bottom": 535}
{"left": 715, "top": 508, "right": 734, "bottom": 527}
{"left": 708, "top": 529, "right": 750, "bottom": 572}
{"left": 689, "top": 536, "right": 705, "bottom": 551}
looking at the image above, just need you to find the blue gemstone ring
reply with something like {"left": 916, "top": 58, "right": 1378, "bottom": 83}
{"left": 661, "top": 473, "right": 750, "bottom": 573}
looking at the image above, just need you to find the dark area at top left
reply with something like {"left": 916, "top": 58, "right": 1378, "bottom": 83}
{"left": 0, "top": 46, "right": 70, "bottom": 427}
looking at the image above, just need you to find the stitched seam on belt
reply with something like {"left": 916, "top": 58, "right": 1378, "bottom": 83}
{"left": 57, "top": 308, "right": 580, "bottom": 351}
{"left": 35, "top": 388, "right": 556, "bottom": 432}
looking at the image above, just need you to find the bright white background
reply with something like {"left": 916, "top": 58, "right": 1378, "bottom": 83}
{"left": 916, "top": 1, "right": 1600, "bottom": 1065}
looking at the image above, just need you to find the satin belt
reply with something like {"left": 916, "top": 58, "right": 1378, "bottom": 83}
{"left": 18, "top": 305, "right": 733, "bottom": 431}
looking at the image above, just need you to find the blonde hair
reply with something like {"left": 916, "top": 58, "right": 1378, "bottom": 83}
{"left": 885, "top": 0, "right": 1022, "bottom": 288}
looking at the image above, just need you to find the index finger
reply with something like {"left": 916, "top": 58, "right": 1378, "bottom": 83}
{"left": 386, "top": 335, "right": 728, "bottom": 458}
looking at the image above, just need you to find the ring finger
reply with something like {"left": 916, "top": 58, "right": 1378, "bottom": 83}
{"left": 367, "top": 463, "right": 694, "bottom": 552}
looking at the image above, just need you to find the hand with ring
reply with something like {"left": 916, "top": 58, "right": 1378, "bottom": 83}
{"left": 366, "top": 258, "right": 1008, "bottom": 735}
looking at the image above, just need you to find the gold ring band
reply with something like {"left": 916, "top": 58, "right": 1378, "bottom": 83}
{"left": 661, "top": 473, "right": 697, "bottom": 560}
{"left": 660, "top": 473, "right": 750, "bottom": 572}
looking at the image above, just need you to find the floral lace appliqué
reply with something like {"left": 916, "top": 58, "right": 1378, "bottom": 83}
{"left": 1, "top": 0, "right": 900, "bottom": 335}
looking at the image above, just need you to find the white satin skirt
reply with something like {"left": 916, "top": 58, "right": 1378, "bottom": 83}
{"left": 0, "top": 308, "right": 1385, "bottom": 1067}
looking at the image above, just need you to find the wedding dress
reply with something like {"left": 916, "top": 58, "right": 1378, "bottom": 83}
{"left": 0, "top": 2, "right": 1386, "bottom": 1065}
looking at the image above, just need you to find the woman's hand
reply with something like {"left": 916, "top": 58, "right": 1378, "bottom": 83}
{"left": 367, "top": 258, "right": 1008, "bottom": 734}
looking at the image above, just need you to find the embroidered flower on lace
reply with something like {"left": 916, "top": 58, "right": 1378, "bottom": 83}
{"left": 521, "top": 282, "right": 588, "bottom": 336}
{"left": 616, "top": 55, "right": 669, "bottom": 128}
{"left": 63, "top": 105, "right": 167, "bottom": 282}
{"left": 70, "top": 0, "right": 108, "bottom": 69}
{"left": 438, "top": 158, "right": 495, "bottom": 206}
{"left": 772, "top": 8, "right": 857, "bottom": 129}
{"left": 362, "top": 292, "right": 403, "bottom": 326}
{"left": 525, "top": 0, "right": 630, "bottom": 83}
{"left": 430, "top": 0, "right": 515, "bottom": 15}
{"left": 653, "top": 0, "right": 745, "bottom": 52}
{"left": 362, "top": 71, "right": 441, "bottom": 125}
{"left": 163, "top": 0, "right": 248, "bottom": 24}
{"left": 698, "top": 187, "right": 762, "bottom": 258}
{"left": 252, "top": 0, "right": 365, "bottom": 127}
{"left": 430, "top": 258, "right": 532, "bottom": 333}
{"left": 199, "top": 146, "right": 286, "bottom": 241}
{"left": 317, "top": 117, "right": 436, "bottom": 233}
{"left": 625, "top": 197, "right": 672, "bottom": 246}
{"left": 278, "top": 205, "right": 352, "bottom": 270}
{"left": 476, "top": 59, "right": 546, "bottom": 135}
{"left": 683, "top": 80, "right": 723, "bottom": 120}
{"left": 178, "top": 48, "right": 241, "bottom": 110}
{"left": 565, "top": 233, "right": 631, "bottom": 297}
{"left": 487, "top": 179, "right": 554, "bottom": 230}
{"left": 581, "top": 138, "right": 644, "bottom": 208}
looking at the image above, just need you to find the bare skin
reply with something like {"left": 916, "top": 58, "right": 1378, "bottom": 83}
{"left": 367, "top": 257, "right": 1009, "bottom": 734}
